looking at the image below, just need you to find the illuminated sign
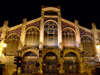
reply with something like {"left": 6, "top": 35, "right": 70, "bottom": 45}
{"left": 46, "top": 56, "right": 55, "bottom": 59}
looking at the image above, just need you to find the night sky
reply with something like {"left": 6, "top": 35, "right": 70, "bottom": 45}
{"left": 0, "top": 0, "right": 100, "bottom": 29}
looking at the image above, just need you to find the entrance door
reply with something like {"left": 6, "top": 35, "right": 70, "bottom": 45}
{"left": 64, "top": 52, "right": 78, "bottom": 74}
{"left": 64, "top": 61, "right": 78, "bottom": 73}
{"left": 22, "top": 52, "right": 38, "bottom": 73}
{"left": 43, "top": 52, "right": 59, "bottom": 74}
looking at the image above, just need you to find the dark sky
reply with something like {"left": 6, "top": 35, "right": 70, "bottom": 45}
{"left": 0, "top": 0, "right": 100, "bottom": 29}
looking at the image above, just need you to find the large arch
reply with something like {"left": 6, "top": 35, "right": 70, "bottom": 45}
{"left": 81, "top": 35, "right": 95, "bottom": 57}
{"left": 44, "top": 20, "right": 58, "bottom": 46}
{"left": 63, "top": 49, "right": 81, "bottom": 73}
{"left": 42, "top": 48, "right": 60, "bottom": 74}
{"left": 42, "top": 48, "right": 60, "bottom": 60}
{"left": 21, "top": 50, "right": 39, "bottom": 73}
{"left": 42, "top": 7, "right": 60, "bottom": 12}
{"left": 5, "top": 34, "right": 20, "bottom": 55}
{"left": 62, "top": 27, "right": 76, "bottom": 47}
{"left": 25, "top": 26, "right": 40, "bottom": 46}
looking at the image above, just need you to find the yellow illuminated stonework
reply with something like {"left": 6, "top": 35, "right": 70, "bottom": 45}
{"left": 0, "top": 6, "right": 98, "bottom": 75}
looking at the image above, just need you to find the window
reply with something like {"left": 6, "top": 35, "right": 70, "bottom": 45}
{"left": 5, "top": 35, "right": 20, "bottom": 55}
{"left": 44, "top": 21, "right": 58, "bottom": 46}
{"left": 62, "top": 29, "right": 76, "bottom": 47}
{"left": 25, "top": 28, "right": 39, "bottom": 46}
{"left": 81, "top": 36, "right": 94, "bottom": 57}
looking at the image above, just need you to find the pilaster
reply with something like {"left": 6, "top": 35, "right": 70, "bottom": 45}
{"left": 38, "top": 58, "right": 43, "bottom": 74}
{"left": 1, "top": 20, "right": 8, "bottom": 39}
{"left": 91, "top": 23, "right": 98, "bottom": 53}
{"left": 39, "top": 10, "right": 44, "bottom": 49}
{"left": 74, "top": 20, "right": 81, "bottom": 47}
{"left": 0, "top": 20, "right": 9, "bottom": 57}
{"left": 58, "top": 10, "right": 62, "bottom": 49}
{"left": 20, "top": 18, "right": 27, "bottom": 46}
{"left": 79, "top": 58, "right": 86, "bottom": 73}
{"left": 59, "top": 59, "right": 65, "bottom": 74}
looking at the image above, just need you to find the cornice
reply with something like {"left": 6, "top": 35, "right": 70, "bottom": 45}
{"left": 61, "top": 18, "right": 76, "bottom": 26}
{"left": 8, "top": 17, "right": 41, "bottom": 31}
{"left": 79, "top": 25, "right": 92, "bottom": 33}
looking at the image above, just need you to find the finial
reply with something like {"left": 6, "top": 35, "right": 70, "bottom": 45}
{"left": 92, "top": 23, "right": 96, "bottom": 29}
{"left": 58, "top": 5, "right": 61, "bottom": 9}
{"left": 4, "top": 20, "right": 8, "bottom": 26}
{"left": 74, "top": 20, "right": 78, "bottom": 24}
{"left": 41, "top": 5, "right": 45, "bottom": 8}
{"left": 23, "top": 18, "right": 27, "bottom": 23}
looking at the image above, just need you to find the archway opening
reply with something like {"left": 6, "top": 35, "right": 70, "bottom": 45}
{"left": 64, "top": 52, "right": 78, "bottom": 74}
{"left": 22, "top": 52, "right": 38, "bottom": 73}
{"left": 43, "top": 52, "right": 59, "bottom": 74}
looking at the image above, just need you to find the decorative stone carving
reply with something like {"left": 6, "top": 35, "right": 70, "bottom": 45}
{"left": 79, "top": 43, "right": 83, "bottom": 51}
{"left": 92, "top": 23, "right": 96, "bottom": 29}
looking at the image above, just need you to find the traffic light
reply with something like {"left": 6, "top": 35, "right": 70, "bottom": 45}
{"left": 14, "top": 56, "right": 18, "bottom": 65}
{"left": 18, "top": 57, "right": 22, "bottom": 67}
{"left": 14, "top": 56, "right": 22, "bottom": 67}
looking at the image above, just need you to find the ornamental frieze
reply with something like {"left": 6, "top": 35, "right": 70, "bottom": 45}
{"left": 26, "top": 21, "right": 40, "bottom": 29}
{"left": 21, "top": 46, "right": 38, "bottom": 51}
{"left": 61, "top": 21, "right": 75, "bottom": 30}
{"left": 7, "top": 27, "right": 21, "bottom": 36}
{"left": 44, "top": 17, "right": 58, "bottom": 23}
{"left": 80, "top": 29, "right": 93, "bottom": 38}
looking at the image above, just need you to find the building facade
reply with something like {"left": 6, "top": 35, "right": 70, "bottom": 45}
{"left": 0, "top": 6, "right": 99, "bottom": 75}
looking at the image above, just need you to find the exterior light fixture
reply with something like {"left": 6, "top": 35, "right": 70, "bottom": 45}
{"left": 3, "top": 43, "right": 7, "bottom": 47}
{"left": 96, "top": 43, "right": 100, "bottom": 50}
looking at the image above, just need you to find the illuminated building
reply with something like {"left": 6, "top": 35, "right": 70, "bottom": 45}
{"left": 0, "top": 6, "right": 99, "bottom": 75}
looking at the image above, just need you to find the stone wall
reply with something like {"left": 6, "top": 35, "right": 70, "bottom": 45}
{"left": 1, "top": 55, "right": 16, "bottom": 75}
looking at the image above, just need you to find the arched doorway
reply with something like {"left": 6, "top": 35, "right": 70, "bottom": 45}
{"left": 22, "top": 52, "right": 38, "bottom": 73}
{"left": 64, "top": 52, "right": 78, "bottom": 74}
{"left": 43, "top": 52, "right": 59, "bottom": 74}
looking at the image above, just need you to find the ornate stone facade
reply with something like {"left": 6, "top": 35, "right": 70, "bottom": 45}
{"left": 0, "top": 6, "right": 99, "bottom": 75}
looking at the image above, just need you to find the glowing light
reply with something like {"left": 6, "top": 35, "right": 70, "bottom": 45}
{"left": 44, "top": 63, "right": 46, "bottom": 66}
{"left": 3, "top": 43, "right": 7, "bottom": 47}
{"left": 96, "top": 45, "right": 100, "bottom": 49}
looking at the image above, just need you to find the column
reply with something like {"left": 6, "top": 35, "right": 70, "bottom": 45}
{"left": 0, "top": 20, "right": 8, "bottom": 58}
{"left": 74, "top": 20, "right": 81, "bottom": 47}
{"left": 79, "top": 57, "right": 86, "bottom": 73}
{"left": 20, "top": 18, "right": 27, "bottom": 47}
{"left": 91, "top": 23, "right": 98, "bottom": 52}
{"left": 39, "top": 10, "right": 44, "bottom": 50}
{"left": 38, "top": 58, "right": 43, "bottom": 74}
{"left": 59, "top": 59, "right": 65, "bottom": 74}
{"left": 58, "top": 10, "right": 63, "bottom": 50}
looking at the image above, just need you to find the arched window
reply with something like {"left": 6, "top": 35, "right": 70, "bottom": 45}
{"left": 5, "top": 34, "right": 20, "bottom": 55}
{"left": 25, "top": 28, "right": 39, "bottom": 46}
{"left": 62, "top": 29, "right": 76, "bottom": 47}
{"left": 44, "top": 21, "right": 58, "bottom": 46}
{"left": 81, "top": 36, "right": 94, "bottom": 57}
